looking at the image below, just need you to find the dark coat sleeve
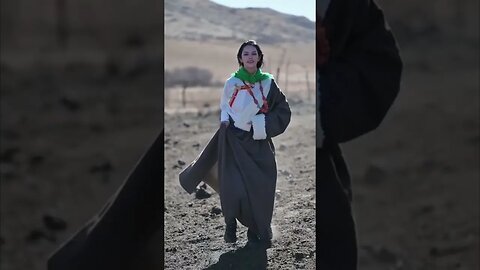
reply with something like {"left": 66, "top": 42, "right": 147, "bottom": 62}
{"left": 265, "top": 79, "right": 291, "bottom": 138}
{"left": 319, "top": 0, "right": 403, "bottom": 143}
{"left": 48, "top": 132, "right": 164, "bottom": 270}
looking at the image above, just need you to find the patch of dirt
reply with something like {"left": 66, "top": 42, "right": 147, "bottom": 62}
{"left": 164, "top": 101, "right": 316, "bottom": 269}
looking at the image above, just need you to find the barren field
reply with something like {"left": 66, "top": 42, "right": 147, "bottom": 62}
{"left": 164, "top": 101, "right": 316, "bottom": 269}
{"left": 163, "top": 37, "right": 317, "bottom": 269}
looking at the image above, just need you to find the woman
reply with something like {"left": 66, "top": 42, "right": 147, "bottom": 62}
{"left": 179, "top": 40, "right": 291, "bottom": 248}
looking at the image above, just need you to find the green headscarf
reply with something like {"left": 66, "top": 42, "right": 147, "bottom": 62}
{"left": 232, "top": 67, "right": 273, "bottom": 84}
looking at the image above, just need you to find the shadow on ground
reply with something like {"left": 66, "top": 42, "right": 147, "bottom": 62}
{"left": 204, "top": 243, "right": 268, "bottom": 270}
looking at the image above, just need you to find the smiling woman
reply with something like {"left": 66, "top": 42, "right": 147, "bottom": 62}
{"left": 238, "top": 44, "right": 261, "bottom": 72}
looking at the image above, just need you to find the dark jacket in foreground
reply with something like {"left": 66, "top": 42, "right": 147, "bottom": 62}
{"left": 317, "top": 0, "right": 403, "bottom": 269}
{"left": 47, "top": 132, "right": 164, "bottom": 270}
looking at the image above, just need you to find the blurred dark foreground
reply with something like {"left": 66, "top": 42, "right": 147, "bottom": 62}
{"left": 1, "top": 1, "right": 163, "bottom": 269}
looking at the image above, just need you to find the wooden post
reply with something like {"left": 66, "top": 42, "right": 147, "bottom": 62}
{"left": 182, "top": 85, "right": 187, "bottom": 107}
{"left": 276, "top": 48, "right": 286, "bottom": 82}
{"left": 285, "top": 58, "right": 290, "bottom": 94}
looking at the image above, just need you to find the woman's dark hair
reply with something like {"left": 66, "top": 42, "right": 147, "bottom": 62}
{"left": 236, "top": 40, "right": 264, "bottom": 68}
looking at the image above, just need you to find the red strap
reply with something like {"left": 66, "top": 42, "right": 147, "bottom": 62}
{"left": 229, "top": 82, "right": 269, "bottom": 114}
{"left": 229, "top": 88, "right": 239, "bottom": 107}
{"left": 242, "top": 81, "right": 269, "bottom": 113}
{"left": 258, "top": 82, "right": 269, "bottom": 113}
{"left": 229, "top": 85, "right": 251, "bottom": 107}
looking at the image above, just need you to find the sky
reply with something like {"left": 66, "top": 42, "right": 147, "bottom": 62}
{"left": 210, "top": 0, "right": 316, "bottom": 22}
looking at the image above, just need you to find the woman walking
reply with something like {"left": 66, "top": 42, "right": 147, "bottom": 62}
{"left": 180, "top": 40, "right": 291, "bottom": 248}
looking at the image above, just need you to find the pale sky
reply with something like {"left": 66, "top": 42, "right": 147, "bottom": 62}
{"left": 210, "top": 0, "right": 316, "bottom": 22}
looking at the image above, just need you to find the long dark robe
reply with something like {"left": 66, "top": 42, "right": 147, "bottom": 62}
{"left": 180, "top": 79, "right": 291, "bottom": 240}
{"left": 47, "top": 132, "right": 164, "bottom": 270}
{"left": 317, "top": 0, "right": 403, "bottom": 269}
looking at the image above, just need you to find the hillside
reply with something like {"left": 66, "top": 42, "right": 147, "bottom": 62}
{"left": 165, "top": 0, "right": 314, "bottom": 43}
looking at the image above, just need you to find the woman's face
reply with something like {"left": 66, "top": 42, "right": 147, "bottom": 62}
{"left": 240, "top": 45, "right": 259, "bottom": 71}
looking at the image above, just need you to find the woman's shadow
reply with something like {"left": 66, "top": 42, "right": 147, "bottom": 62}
{"left": 204, "top": 242, "right": 268, "bottom": 270}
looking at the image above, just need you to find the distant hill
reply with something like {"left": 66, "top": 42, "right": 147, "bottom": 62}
{"left": 165, "top": 0, "right": 315, "bottom": 44}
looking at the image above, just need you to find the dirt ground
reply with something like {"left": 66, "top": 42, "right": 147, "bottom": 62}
{"left": 164, "top": 99, "right": 316, "bottom": 270}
